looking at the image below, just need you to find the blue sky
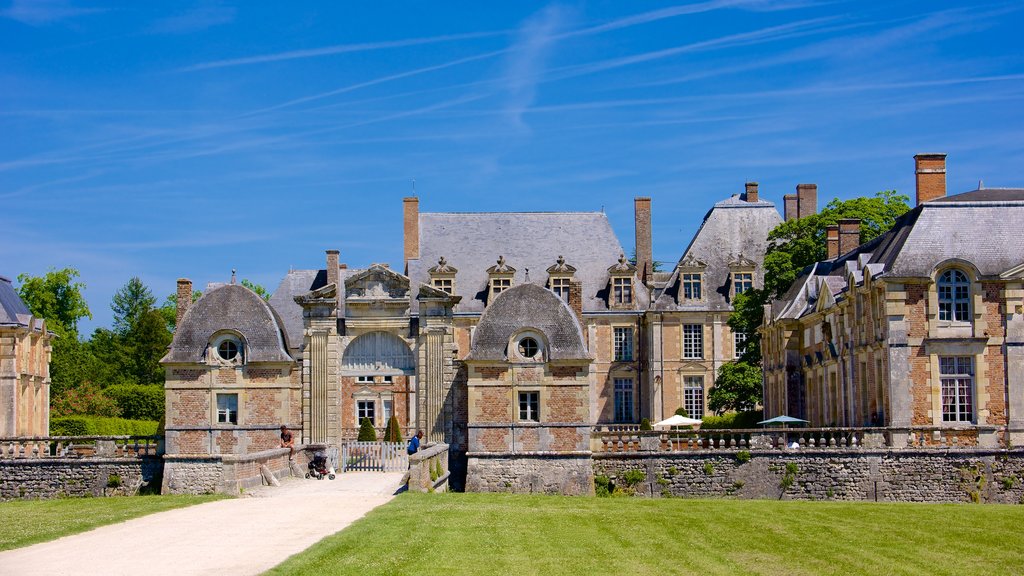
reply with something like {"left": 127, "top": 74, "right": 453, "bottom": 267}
{"left": 2, "top": 1, "right": 1023, "bottom": 331}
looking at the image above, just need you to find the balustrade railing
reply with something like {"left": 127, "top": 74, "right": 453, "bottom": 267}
{"left": 0, "top": 436, "right": 161, "bottom": 459}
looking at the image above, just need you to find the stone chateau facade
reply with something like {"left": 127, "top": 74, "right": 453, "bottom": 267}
{"left": 0, "top": 276, "right": 52, "bottom": 437}
{"left": 161, "top": 183, "right": 795, "bottom": 493}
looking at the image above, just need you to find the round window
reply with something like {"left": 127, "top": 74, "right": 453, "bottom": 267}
{"left": 217, "top": 340, "right": 239, "bottom": 361}
{"left": 518, "top": 337, "right": 539, "bottom": 359}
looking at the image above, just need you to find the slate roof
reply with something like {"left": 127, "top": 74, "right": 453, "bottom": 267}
{"left": 163, "top": 283, "right": 293, "bottom": 364}
{"left": 268, "top": 269, "right": 324, "bottom": 350}
{"left": 467, "top": 283, "right": 590, "bottom": 361}
{"left": 771, "top": 187, "right": 1024, "bottom": 321}
{"left": 0, "top": 275, "right": 44, "bottom": 331}
{"left": 408, "top": 212, "right": 648, "bottom": 314}
{"left": 654, "top": 194, "right": 782, "bottom": 312}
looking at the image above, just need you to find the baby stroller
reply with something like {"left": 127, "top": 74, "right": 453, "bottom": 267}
{"left": 305, "top": 451, "right": 336, "bottom": 480}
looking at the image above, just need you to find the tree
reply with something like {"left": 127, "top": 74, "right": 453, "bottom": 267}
{"left": 112, "top": 277, "right": 156, "bottom": 335}
{"left": 357, "top": 417, "right": 377, "bottom": 442}
{"left": 383, "top": 415, "right": 403, "bottom": 443}
{"left": 17, "top": 268, "right": 91, "bottom": 334}
{"left": 91, "top": 278, "right": 172, "bottom": 389}
{"left": 674, "top": 407, "right": 689, "bottom": 417}
{"left": 241, "top": 279, "right": 270, "bottom": 301}
{"left": 708, "top": 362, "right": 763, "bottom": 414}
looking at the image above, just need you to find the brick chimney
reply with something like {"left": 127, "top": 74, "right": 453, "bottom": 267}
{"left": 838, "top": 219, "right": 860, "bottom": 256}
{"left": 826, "top": 225, "right": 839, "bottom": 259}
{"left": 326, "top": 249, "right": 339, "bottom": 286}
{"left": 744, "top": 182, "right": 759, "bottom": 203}
{"left": 784, "top": 194, "right": 799, "bottom": 221}
{"left": 914, "top": 153, "right": 947, "bottom": 205}
{"left": 176, "top": 279, "right": 192, "bottom": 325}
{"left": 568, "top": 279, "right": 586, "bottom": 346}
{"left": 403, "top": 197, "right": 420, "bottom": 271}
{"left": 796, "top": 184, "right": 817, "bottom": 219}
{"left": 634, "top": 197, "right": 653, "bottom": 284}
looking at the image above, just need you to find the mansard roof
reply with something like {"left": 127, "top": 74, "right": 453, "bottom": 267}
{"left": 268, "top": 269, "right": 323, "bottom": 350}
{"left": 408, "top": 211, "right": 648, "bottom": 314}
{"left": 467, "top": 283, "right": 590, "bottom": 362}
{"left": 0, "top": 275, "right": 44, "bottom": 331}
{"left": 163, "top": 283, "right": 292, "bottom": 364}
{"left": 654, "top": 194, "right": 782, "bottom": 312}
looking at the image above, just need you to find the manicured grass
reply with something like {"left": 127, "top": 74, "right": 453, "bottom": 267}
{"left": 0, "top": 494, "right": 224, "bottom": 551}
{"left": 268, "top": 492, "right": 1024, "bottom": 576}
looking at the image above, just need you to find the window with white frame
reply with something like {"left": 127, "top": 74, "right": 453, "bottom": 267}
{"left": 613, "top": 277, "right": 633, "bottom": 305}
{"left": 682, "top": 273, "right": 702, "bottom": 300}
{"left": 550, "top": 277, "right": 571, "bottom": 301}
{"left": 518, "top": 391, "right": 539, "bottom": 422}
{"left": 940, "top": 356, "right": 973, "bottom": 422}
{"left": 432, "top": 278, "right": 453, "bottom": 295}
{"left": 683, "top": 376, "right": 704, "bottom": 417}
{"left": 683, "top": 324, "right": 704, "bottom": 359}
{"left": 613, "top": 378, "right": 634, "bottom": 423}
{"left": 938, "top": 269, "right": 971, "bottom": 322}
{"left": 613, "top": 327, "right": 634, "bottom": 361}
{"left": 356, "top": 400, "right": 376, "bottom": 424}
{"left": 734, "top": 331, "right": 748, "bottom": 359}
{"left": 356, "top": 375, "right": 374, "bottom": 383}
{"left": 216, "top": 393, "right": 238, "bottom": 424}
{"left": 382, "top": 399, "right": 393, "bottom": 424}
{"left": 733, "top": 272, "right": 753, "bottom": 295}
{"left": 382, "top": 375, "right": 393, "bottom": 384}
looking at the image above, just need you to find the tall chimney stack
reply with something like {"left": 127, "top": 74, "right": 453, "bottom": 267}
{"left": 634, "top": 197, "right": 653, "bottom": 284}
{"left": 914, "top": 153, "right": 947, "bottom": 205}
{"left": 403, "top": 197, "right": 420, "bottom": 272}
{"left": 744, "top": 182, "right": 759, "bottom": 203}
{"left": 784, "top": 194, "right": 799, "bottom": 221}
{"left": 826, "top": 225, "right": 840, "bottom": 259}
{"left": 176, "top": 279, "right": 192, "bottom": 325}
{"left": 326, "top": 249, "right": 340, "bottom": 287}
{"left": 796, "top": 184, "right": 817, "bottom": 219}
{"left": 838, "top": 219, "right": 860, "bottom": 256}
{"left": 568, "top": 280, "right": 586, "bottom": 347}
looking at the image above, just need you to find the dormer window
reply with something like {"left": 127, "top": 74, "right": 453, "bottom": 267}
{"left": 937, "top": 269, "right": 970, "bottom": 322}
{"left": 211, "top": 334, "right": 243, "bottom": 365}
{"left": 728, "top": 253, "right": 756, "bottom": 300}
{"left": 608, "top": 254, "right": 637, "bottom": 308}
{"left": 682, "top": 274, "right": 702, "bottom": 299}
{"left": 486, "top": 256, "right": 516, "bottom": 303}
{"left": 677, "top": 254, "right": 707, "bottom": 303}
{"left": 546, "top": 255, "right": 577, "bottom": 302}
{"left": 428, "top": 256, "right": 458, "bottom": 296}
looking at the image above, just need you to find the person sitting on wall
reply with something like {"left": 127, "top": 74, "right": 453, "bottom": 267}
{"left": 280, "top": 425, "right": 295, "bottom": 459}
{"left": 407, "top": 430, "right": 423, "bottom": 455}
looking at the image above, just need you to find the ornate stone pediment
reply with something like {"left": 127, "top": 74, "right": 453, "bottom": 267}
{"left": 728, "top": 253, "right": 757, "bottom": 269}
{"left": 546, "top": 255, "right": 577, "bottom": 275}
{"left": 678, "top": 253, "right": 707, "bottom": 271}
{"left": 608, "top": 253, "right": 637, "bottom": 274}
{"left": 345, "top": 265, "right": 410, "bottom": 301}
{"left": 428, "top": 256, "right": 458, "bottom": 275}
{"left": 486, "top": 256, "right": 516, "bottom": 275}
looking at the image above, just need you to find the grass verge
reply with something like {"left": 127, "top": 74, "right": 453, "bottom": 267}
{"left": 267, "top": 492, "right": 1024, "bottom": 576}
{"left": 0, "top": 494, "right": 224, "bottom": 551}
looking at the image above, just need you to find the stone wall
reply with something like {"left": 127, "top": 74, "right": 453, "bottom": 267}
{"left": 467, "top": 454, "right": 594, "bottom": 496}
{"left": 593, "top": 450, "right": 1024, "bottom": 503}
{"left": 163, "top": 447, "right": 310, "bottom": 495}
{"left": 0, "top": 457, "right": 162, "bottom": 500}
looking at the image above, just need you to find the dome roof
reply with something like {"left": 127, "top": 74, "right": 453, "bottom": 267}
{"left": 468, "top": 283, "right": 589, "bottom": 361}
{"left": 162, "top": 284, "right": 292, "bottom": 364}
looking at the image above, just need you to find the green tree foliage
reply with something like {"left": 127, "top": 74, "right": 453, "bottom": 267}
{"left": 241, "top": 279, "right": 270, "bottom": 301}
{"left": 383, "top": 415, "right": 403, "bottom": 443}
{"left": 111, "top": 277, "right": 156, "bottom": 335}
{"left": 357, "top": 417, "right": 377, "bottom": 441}
{"left": 50, "top": 382, "right": 121, "bottom": 418}
{"left": 708, "top": 362, "right": 763, "bottom": 414}
{"left": 160, "top": 289, "right": 202, "bottom": 332}
{"left": 91, "top": 279, "right": 172, "bottom": 388}
{"left": 674, "top": 407, "right": 689, "bottom": 417}
{"left": 639, "top": 418, "right": 652, "bottom": 431}
{"left": 16, "top": 268, "right": 91, "bottom": 334}
{"left": 104, "top": 384, "right": 164, "bottom": 421}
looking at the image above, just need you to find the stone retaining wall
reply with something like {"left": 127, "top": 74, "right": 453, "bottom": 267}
{"left": 593, "top": 450, "right": 1024, "bottom": 503}
{"left": 467, "top": 454, "right": 594, "bottom": 495}
{"left": 163, "top": 447, "right": 312, "bottom": 495}
{"left": 0, "top": 457, "right": 162, "bottom": 500}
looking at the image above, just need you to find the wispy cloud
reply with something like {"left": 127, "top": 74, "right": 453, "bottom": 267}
{"left": 501, "top": 5, "right": 569, "bottom": 129}
{"left": 0, "top": 0, "right": 102, "bottom": 25}
{"left": 148, "top": 4, "right": 236, "bottom": 35}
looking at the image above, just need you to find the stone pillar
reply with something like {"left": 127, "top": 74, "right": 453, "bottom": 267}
{"left": 1006, "top": 307, "right": 1024, "bottom": 446}
{"left": 418, "top": 320, "right": 458, "bottom": 445}
{"left": 0, "top": 331, "right": 16, "bottom": 437}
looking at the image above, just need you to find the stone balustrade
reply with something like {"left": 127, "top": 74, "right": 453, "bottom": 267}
{"left": 407, "top": 442, "right": 449, "bottom": 493}
{"left": 0, "top": 436, "right": 161, "bottom": 459}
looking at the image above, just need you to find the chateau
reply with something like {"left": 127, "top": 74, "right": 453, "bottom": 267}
{"left": 161, "top": 185, "right": 786, "bottom": 492}
{"left": 0, "top": 276, "right": 51, "bottom": 438}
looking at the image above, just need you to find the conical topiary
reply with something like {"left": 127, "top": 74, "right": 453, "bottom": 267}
{"left": 357, "top": 417, "right": 377, "bottom": 441}
{"left": 639, "top": 417, "right": 652, "bottom": 431}
{"left": 384, "top": 414, "right": 402, "bottom": 443}
{"left": 674, "top": 407, "right": 689, "bottom": 417}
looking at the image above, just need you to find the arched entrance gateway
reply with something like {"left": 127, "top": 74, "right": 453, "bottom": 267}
{"left": 341, "top": 331, "right": 416, "bottom": 438}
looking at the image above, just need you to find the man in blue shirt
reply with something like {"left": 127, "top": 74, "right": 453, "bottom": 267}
{"left": 407, "top": 430, "right": 423, "bottom": 455}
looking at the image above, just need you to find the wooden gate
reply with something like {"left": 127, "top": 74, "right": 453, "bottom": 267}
{"left": 340, "top": 442, "right": 408, "bottom": 472}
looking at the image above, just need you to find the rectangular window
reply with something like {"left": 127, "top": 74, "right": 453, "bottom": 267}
{"left": 356, "top": 375, "right": 373, "bottom": 383}
{"left": 382, "top": 399, "right": 393, "bottom": 424}
{"left": 613, "top": 327, "right": 634, "bottom": 361}
{"left": 216, "top": 393, "right": 238, "bottom": 425}
{"left": 491, "top": 278, "right": 511, "bottom": 296}
{"left": 550, "top": 277, "right": 571, "bottom": 301}
{"left": 613, "top": 277, "right": 633, "bottom": 305}
{"left": 683, "top": 324, "right": 704, "bottom": 359}
{"left": 356, "top": 400, "right": 376, "bottom": 424}
{"left": 734, "top": 331, "right": 748, "bottom": 359}
{"left": 614, "top": 378, "right": 634, "bottom": 423}
{"left": 382, "top": 375, "right": 393, "bottom": 384}
{"left": 682, "top": 273, "right": 702, "bottom": 300}
{"left": 683, "top": 376, "right": 704, "bottom": 417}
{"left": 940, "top": 356, "right": 973, "bottom": 423}
{"left": 518, "top": 391, "right": 539, "bottom": 422}
{"left": 733, "top": 272, "right": 753, "bottom": 295}
{"left": 432, "top": 278, "right": 453, "bottom": 295}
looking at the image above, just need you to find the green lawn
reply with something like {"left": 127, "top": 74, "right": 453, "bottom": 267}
{"left": 267, "top": 492, "right": 1024, "bottom": 576}
{"left": 0, "top": 494, "right": 223, "bottom": 551}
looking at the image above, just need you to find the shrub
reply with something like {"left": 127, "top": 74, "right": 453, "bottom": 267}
{"left": 622, "top": 469, "right": 646, "bottom": 487}
{"left": 106, "top": 474, "right": 122, "bottom": 488}
{"left": 430, "top": 461, "right": 438, "bottom": 482}
{"left": 594, "top": 475, "right": 612, "bottom": 497}
{"left": 103, "top": 384, "right": 164, "bottom": 421}
{"left": 780, "top": 474, "right": 794, "bottom": 491}
{"left": 51, "top": 382, "right": 121, "bottom": 418}
{"left": 434, "top": 458, "right": 444, "bottom": 479}
{"left": 700, "top": 410, "right": 764, "bottom": 430}
{"left": 1001, "top": 476, "right": 1016, "bottom": 490}
{"left": 639, "top": 418, "right": 652, "bottom": 431}
{"left": 50, "top": 416, "right": 159, "bottom": 436}
{"left": 785, "top": 462, "right": 799, "bottom": 475}
{"left": 736, "top": 450, "right": 751, "bottom": 463}
{"left": 383, "top": 415, "right": 403, "bottom": 443}
{"left": 703, "top": 461, "right": 715, "bottom": 475}
{"left": 674, "top": 407, "right": 689, "bottom": 417}
{"left": 357, "top": 418, "right": 377, "bottom": 442}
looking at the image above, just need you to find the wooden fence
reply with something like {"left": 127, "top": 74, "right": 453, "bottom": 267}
{"left": 339, "top": 441, "right": 408, "bottom": 472}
